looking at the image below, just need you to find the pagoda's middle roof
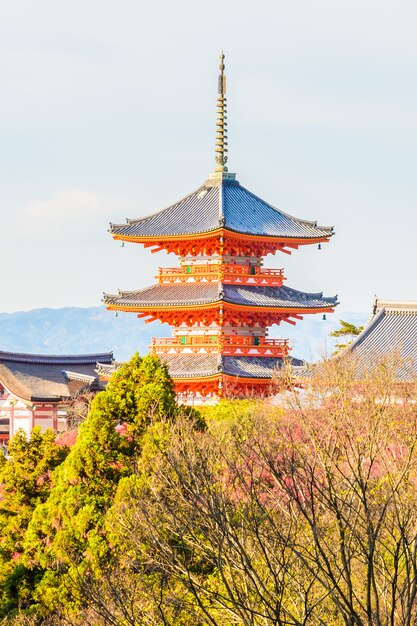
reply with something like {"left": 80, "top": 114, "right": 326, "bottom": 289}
{"left": 104, "top": 283, "right": 338, "bottom": 310}
{"left": 110, "top": 177, "right": 333, "bottom": 240}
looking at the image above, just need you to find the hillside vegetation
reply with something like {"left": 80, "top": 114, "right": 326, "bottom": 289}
{"left": 1, "top": 352, "right": 416, "bottom": 625}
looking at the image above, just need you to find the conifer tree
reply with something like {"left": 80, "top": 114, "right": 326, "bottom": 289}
{"left": 0, "top": 428, "right": 68, "bottom": 617}
{"left": 20, "top": 353, "right": 177, "bottom": 618}
{"left": 330, "top": 319, "right": 364, "bottom": 353}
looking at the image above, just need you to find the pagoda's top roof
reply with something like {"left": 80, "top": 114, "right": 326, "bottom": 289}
{"left": 0, "top": 351, "right": 113, "bottom": 402}
{"left": 349, "top": 299, "right": 417, "bottom": 381}
{"left": 103, "top": 282, "right": 338, "bottom": 311}
{"left": 110, "top": 175, "right": 333, "bottom": 241}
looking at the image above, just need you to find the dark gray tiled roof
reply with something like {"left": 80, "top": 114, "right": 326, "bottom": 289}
{"left": 161, "top": 354, "right": 305, "bottom": 379}
{"left": 349, "top": 300, "right": 417, "bottom": 381}
{"left": 104, "top": 283, "right": 338, "bottom": 310}
{"left": 0, "top": 352, "right": 113, "bottom": 365}
{"left": 222, "top": 356, "right": 304, "bottom": 377}
{"left": 110, "top": 179, "right": 333, "bottom": 240}
{"left": 0, "top": 351, "right": 113, "bottom": 402}
{"left": 104, "top": 283, "right": 219, "bottom": 307}
{"left": 161, "top": 354, "right": 219, "bottom": 377}
{"left": 223, "top": 285, "right": 338, "bottom": 309}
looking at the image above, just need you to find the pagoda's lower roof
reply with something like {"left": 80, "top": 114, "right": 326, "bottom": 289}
{"left": 162, "top": 354, "right": 304, "bottom": 379}
{"left": 0, "top": 351, "right": 113, "bottom": 402}
{"left": 110, "top": 176, "right": 333, "bottom": 242}
{"left": 104, "top": 283, "right": 338, "bottom": 311}
{"left": 96, "top": 354, "right": 305, "bottom": 381}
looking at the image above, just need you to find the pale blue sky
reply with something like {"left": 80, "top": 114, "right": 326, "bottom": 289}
{"left": 1, "top": 0, "right": 416, "bottom": 316}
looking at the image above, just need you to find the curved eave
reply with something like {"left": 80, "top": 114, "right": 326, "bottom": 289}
{"left": 104, "top": 301, "right": 337, "bottom": 314}
{"left": 111, "top": 228, "right": 333, "bottom": 246}
{"left": 171, "top": 372, "right": 276, "bottom": 383}
{"left": 172, "top": 372, "right": 220, "bottom": 381}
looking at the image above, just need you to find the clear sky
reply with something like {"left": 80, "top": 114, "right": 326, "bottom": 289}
{"left": 1, "top": 0, "right": 416, "bottom": 315}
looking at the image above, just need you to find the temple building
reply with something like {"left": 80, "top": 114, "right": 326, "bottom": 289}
{"left": 104, "top": 55, "right": 338, "bottom": 399}
{"left": 349, "top": 299, "right": 417, "bottom": 380}
{"left": 0, "top": 351, "right": 113, "bottom": 442}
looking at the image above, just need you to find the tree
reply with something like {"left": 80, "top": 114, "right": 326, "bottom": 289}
{"left": 16, "top": 353, "right": 177, "bottom": 621}
{"left": 0, "top": 428, "right": 68, "bottom": 618}
{"left": 261, "top": 353, "right": 417, "bottom": 626}
{"left": 100, "top": 353, "right": 417, "bottom": 625}
{"left": 330, "top": 319, "right": 364, "bottom": 354}
{"left": 104, "top": 413, "right": 326, "bottom": 625}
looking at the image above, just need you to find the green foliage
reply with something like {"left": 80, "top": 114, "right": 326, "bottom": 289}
{"left": 95, "top": 366, "right": 417, "bottom": 626}
{"left": 330, "top": 319, "right": 364, "bottom": 353}
{"left": 200, "top": 398, "right": 276, "bottom": 445}
{"left": 18, "top": 353, "right": 178, "bottom": 616}
{"left": 200, "top": 398, "right": 259, "bottom": 427}
{"left": 104, "top": 352, "right": 177, "bottom": 435}
{"left": 0, "top": 428, "right": 68, "bottom": 618}
{"left": 3, "top": 354, "right": 417, "bottom": 624}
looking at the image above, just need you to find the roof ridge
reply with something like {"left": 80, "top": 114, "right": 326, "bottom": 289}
{"left": 235, "top": 183, "right": 334, "bottom": 234}
{"left": 109, "top": 181, "right": 210, "bottom": 230}
{"left": 219, "top": 181, "right": 224, "bottom": 226}
{"left": 347, "top": 307, "right": 386, "bottom": 352}
{"left": 374, "top": 299, "right": 417, "bottom": 313}
{"left": 230, "top": 283, "right": 336, "bottom": 301}
{"left": 0, "top": 351, "right": 113, "bottom": 365}
{"left": 104, "top": 281, "right": 338, "bottom": 309}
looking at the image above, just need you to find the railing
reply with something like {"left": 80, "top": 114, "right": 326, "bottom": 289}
{"left": 223, "top": 337, "right": 288, "bottom": 348}
{"left": 152, "top": 336, "right": 217, "bottom": 346}
{"left": 151, "top": 336, "right": 290, "bottom": 357}
{"left": 157, "top": 264, "right": 285, "bottom": 286}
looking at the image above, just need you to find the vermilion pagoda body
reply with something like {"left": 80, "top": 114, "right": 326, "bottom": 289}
{"left": 104, "top": 55, "right": 337, "bottom": 398}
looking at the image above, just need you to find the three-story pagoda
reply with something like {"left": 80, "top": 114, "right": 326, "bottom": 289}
{"left": 104, "top": 55, "right": 338, "bottom": 399}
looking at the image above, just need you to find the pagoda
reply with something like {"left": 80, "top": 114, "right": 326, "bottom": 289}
{"left": 104, "top": 54, "right": 338, "bottom": 399}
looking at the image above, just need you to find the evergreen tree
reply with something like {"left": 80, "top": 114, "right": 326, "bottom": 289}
{"left": 0, "top": 428, "right": 68, "bottom": 617}
{"left": 20, "top": 353, "right": 177, "bottom": 618}
{"left": 330, "top": 319, "right": 364, "bottom": 353}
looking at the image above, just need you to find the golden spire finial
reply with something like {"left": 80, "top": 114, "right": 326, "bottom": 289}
{"left": 215, "top": 51, "right": 228, "bottom": 172}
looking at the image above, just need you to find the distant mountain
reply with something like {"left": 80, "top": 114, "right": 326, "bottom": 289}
{"left": 272, "top": 310, "right": 369, "bottom": 362}
{"left": 0, "top": 307, "right": 368, "bottom": 363}
{"left": 0, "top": 307, "right": 163, "bottom": 361}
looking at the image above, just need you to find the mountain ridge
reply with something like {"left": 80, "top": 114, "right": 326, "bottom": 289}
{"left": 0, "top": 307, "right": 368, "bottom": 362}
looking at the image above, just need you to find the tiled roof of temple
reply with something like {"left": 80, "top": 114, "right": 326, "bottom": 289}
{"left": 97, "top": 354, "right": 305, "bottom": 380}
{"left": 104, "top": 283, "right": 338, "bottom": 310}
{"left": 0, "top": 351, "right": 114, "bottom": 402}
{"left": 349, "top": 300, "right": 417, "bottom": 380}
{"left": 110, "top": 177, "right": 333, "bottom": 240}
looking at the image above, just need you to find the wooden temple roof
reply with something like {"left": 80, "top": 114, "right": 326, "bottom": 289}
{"left": 103, "top": 283, "right": 338, "bottom": 311}
{"left": 0, "top": 351, "right": 113, "bottom": 402}
{"left": 348, "top": 299, "right": 417, "bottom": 381}
{"left": 110, "top": 176, "right": 333, "bottom": 242}
{"left": 97, "top": 354, "right": 305, "bottom": 381}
